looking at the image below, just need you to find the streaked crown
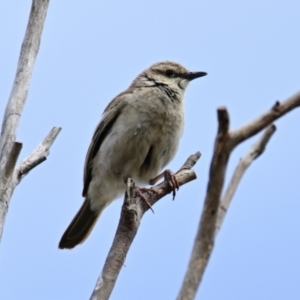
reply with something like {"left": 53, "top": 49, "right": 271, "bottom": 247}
{"left": 131, "top": 61, "right": 207, "bottom": 93}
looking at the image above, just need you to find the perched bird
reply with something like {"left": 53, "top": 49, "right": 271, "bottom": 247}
{"left": 59, "top": 61, "right": 206, "bottom": 249}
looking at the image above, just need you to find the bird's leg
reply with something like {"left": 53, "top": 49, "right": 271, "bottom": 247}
{"left": 124, "top": 177, "right": 156, "bottom": 213}
{"left": 135, "top": 188, "right": 155, "bottom": 213}
{"left": 150, "top": 169, "right": 179, "bottom": 200}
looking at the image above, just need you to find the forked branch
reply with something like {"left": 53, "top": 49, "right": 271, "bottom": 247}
{"left": 89, "top": 152, "right": 201, "bottom": 300}
{"left": 177, "top": 90, "right": 300, "bottom": 300}
{"left": 0, "top": 126, "right": 61, "bottom": 241}
{"left": 0, "top": 0, "right": 60, "bottom": 244}
{"left": 216, "top": 124, "right": 276, "bottom": 234}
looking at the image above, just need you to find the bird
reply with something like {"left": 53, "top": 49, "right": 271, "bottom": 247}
{"left": 58, "top": 61, "right": 207, "bottom": 249}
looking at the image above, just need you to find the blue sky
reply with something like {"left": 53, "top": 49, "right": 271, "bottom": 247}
{"left": 0, "top": 1, "right": 300, "bottom": 299}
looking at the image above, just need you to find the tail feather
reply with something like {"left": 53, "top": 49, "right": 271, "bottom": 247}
{"left": 59, "top": 199, "right": 101, "bottom": 249}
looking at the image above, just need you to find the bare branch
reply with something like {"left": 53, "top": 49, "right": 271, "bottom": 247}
{"left": 0, "top": 127, "right": 60, "bottom": 242}
{"left": 0, "top": 0, "right": 51, "bottom": 245}
{"left": 177, "top": 108, "right": 230, "bottom": 300}
{"left": 0, "top": 0, "right": 50, "bottom": 174}
{"left": 216, "top": 124, "right": 276, "bottom": 234}
{"left": 0, "top": 142, "right": 22, "bottom": 237}
{"left": 89, "top": 152, "right": 201, "bottom": 300}
{"left": 217, "top": 106, "right": 230, "bottom": 135}
{"left": 230, "top": 90, "right": 300, "bottom": 147}
{"left": 1, "top": 142, "right": 22, "bottom": 183}
{"left": 0, "top": 142, "right": 22, "bottom": 198}
{"left": 177, "top": 151, "right": 201, "bottom": 173}
{"left": 177, "top": 90, "right": 300, "bottom": 300}
{"left": 15, "top": 127, "right": 61, "bottom": 183}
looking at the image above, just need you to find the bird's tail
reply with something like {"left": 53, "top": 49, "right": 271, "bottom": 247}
{"left": 58, "top": 199, "right": 102, "bottom": 249}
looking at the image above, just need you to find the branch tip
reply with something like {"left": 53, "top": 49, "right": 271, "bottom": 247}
{"left": 217, "top": 107, "right": 230, "bottom": 135}
{"left": 178, "top": 151, "right": 201, "bottom": 172}
{"left": 15, "top": 126, "right": 61, "bottom": 183}
{"left": 230, "top": 90, "right": 300, "bottom": 146}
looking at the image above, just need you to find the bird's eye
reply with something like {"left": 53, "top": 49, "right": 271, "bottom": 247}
{"left": 165, "top": 69, "right": 174, "bottom": 77}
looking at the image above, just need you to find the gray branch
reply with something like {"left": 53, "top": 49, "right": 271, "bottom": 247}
{"left": 230, "top": 91, "right": 300, "bottom": 147}
{"left": 0, "top": 126, "right": 61, "bottom": 242}
{"left": 15, "top": 126, "right": 61, "bottom": 183}
{"left": 216, "top": 124, "right": 276, "bottom": 234}
{"left": 177, "top": 108, "right": 231, "bottom": 300}
{"left": 0, "top": 0, "right": 50, "bottom": 173}
{"left": 0, "top": 0, "right": 58, "bottom": 245}
{"left": 89, "top": 152, "right": 201, "bottom": 300}
{"left": 177, "top": 91, "right": 300, "bottom": 300}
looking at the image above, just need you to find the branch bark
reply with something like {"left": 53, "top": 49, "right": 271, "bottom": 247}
{"left": 0, "top": 0, "right": 58, "bottom": 244}
{"left": 177, "top": 108, "right": 231, "bottom": 300}
{"left": 230, "top": 91, "right": 300, "bottom": 147}
{"left": 216, "top": 124, "right": 276, "bottom": 234}
{"left": 177, "top": 91, "right": 300, "bottom": 300}
{"left": 0, "top": 126, "right": 61, "bottom": 242}
{"left": 15, "top": 126, "right": 61, "bottom": 183}
{"left": 89, "top": 152, "right": 201, "bottom": 300}
{"left": 0, "top": 0, "right": 50, "bottom": 173}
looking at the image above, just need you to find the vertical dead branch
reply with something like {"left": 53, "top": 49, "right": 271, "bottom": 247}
{"left": 0, "top": 0, "right": 60, "bottom": 244}
{"left": 0, "top": 0, "right": 50, "bottom": 171}
{"left": 177, "top": 108, "right": 231, "bottom": 300}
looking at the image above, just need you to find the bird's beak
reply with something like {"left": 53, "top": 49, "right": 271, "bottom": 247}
{"left": 182, "top": 71, "right": 207, "bottom": 81}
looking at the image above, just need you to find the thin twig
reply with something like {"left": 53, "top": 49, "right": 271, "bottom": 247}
{"left": 230, "top": 91, "right": 300, "bottom": 147}
{"left": 216, "top": 124, "right": 276, "bottom": 234}
{"left": 89, "top": 152, "right": 201, "bottom": 300}
{"left": 15, "top": 127, "right": 61, "bottom": 183}
{"left": 0, "top": 127, "right": 61, "bottom": 242}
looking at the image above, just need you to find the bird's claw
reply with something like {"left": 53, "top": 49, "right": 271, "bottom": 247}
{"left": 136, "top": 188, "right": 158, "bottom": 213}
{"left": 150, "top": 169, "right": 179, "bottom": 200}
{"left": 163, "top": 169, "right": 179, "bottom": 200}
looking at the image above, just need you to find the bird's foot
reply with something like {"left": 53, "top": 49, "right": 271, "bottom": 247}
{"left": 135, "top": 187, "right": 158, "bottom": 213}
{"left": 150, "top": 169, "right": 179, "bottom": 200}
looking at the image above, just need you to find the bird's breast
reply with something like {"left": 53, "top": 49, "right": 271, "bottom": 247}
{"left": 93, "top": 88, "right": 185, "bottom": 187}
{"left": 130, "top": 92, "right": 185, "bottom": 181}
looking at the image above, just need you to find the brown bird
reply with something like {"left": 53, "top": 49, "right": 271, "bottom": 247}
{"left": 59, "top": 61, "right": 206, "bottom": 249}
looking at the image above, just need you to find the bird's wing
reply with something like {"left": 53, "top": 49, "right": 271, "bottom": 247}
{"left": 82, "top": 91, "right": 129, "bottom": 197}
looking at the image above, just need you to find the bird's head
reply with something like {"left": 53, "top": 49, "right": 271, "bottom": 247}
{"left": 132, "top": 61, "right": 207, "bottom": 94}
